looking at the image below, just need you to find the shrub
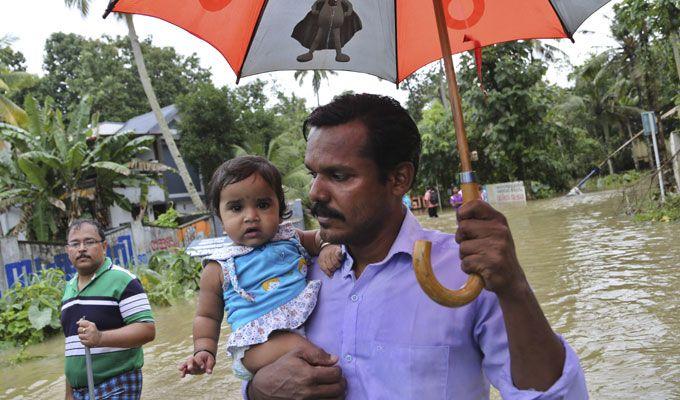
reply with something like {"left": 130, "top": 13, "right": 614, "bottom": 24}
{"left": 634, "top": 194, "right": 680, "bottom": 222}
{"left": 584, "top": 170, "right": 643, "bottom": 191}
{"left": 131, "top": 250, "right": 202, "bottom": 306}
{"left": 0, "top": 268, "right": 66, "bottom": 347}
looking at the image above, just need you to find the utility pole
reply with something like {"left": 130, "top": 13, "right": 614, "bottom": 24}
{"left": 641, "top": 112, "right": 665, "bottom": 203}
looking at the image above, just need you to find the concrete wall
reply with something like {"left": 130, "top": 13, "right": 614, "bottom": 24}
{"left": 0, "top": 200, "right": 313, "bottom": 297}
{"left": 0, "top": 208, "right": 23, "bottom": 238}
{"left": 0, "top": 215, "right": 215, "bottom": 297}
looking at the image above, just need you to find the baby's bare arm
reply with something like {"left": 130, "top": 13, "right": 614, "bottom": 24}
{"left": 194, "top": 262, "right": 224, "bottom": 353}
{"left": 179, "top": 262, "right": 224, "bottom": 377}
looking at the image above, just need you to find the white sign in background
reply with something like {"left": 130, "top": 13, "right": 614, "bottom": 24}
{"left": 486, "top": 181, "right": 527, "bottom": 204}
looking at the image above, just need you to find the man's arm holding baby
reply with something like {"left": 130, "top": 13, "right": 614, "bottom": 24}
{"left": 247, "top": 346, "right": 346, "bottom": 400}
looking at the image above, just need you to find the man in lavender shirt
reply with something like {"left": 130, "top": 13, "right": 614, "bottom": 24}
{"left": 246, "top": 94, "right": 587, "bottom": 399}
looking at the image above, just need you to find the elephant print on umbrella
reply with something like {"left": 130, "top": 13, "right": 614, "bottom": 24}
{"left": 292, "top": 0, "right": 362, "bottom": 63}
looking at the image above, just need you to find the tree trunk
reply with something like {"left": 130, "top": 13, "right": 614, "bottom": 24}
{"left": 125, "top": 14, "right": 205, "bottom": 211}
{"left": 602, "top": 122, "right": 615, "bottom": 175}
{"left": 439, "top": 61, "right": 449, "bottom": 111}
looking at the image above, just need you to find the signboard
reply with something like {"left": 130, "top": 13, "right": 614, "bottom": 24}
{"left": 641, "top": 111, "right": 657, "bottom": 137}
{"left": 486, "top": 181, "right": 526, "bottom": 204}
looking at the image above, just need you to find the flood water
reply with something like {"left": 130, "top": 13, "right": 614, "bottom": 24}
{"left": 2, "top": 191, "right": 679, "bottom": 399}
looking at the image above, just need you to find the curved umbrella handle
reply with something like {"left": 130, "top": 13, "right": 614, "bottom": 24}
{"left": 413, "top": 240, "right": 484, "bottom": 307}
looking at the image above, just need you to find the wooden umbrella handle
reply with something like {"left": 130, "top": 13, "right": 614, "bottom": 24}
{"left": 411, "top": 0, "right": 485, "bottom": 307}
{"left": 413, "top": 182, "right": 484, "bottom": 307}
{"left": 413, "top": 240, "right": 484, "bottom": 307}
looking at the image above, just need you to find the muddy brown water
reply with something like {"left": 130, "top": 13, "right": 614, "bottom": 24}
{"left": 2, "top": 191, "right": 678, "bottom": 399}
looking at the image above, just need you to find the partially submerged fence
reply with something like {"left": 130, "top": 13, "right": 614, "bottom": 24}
{"left": 0, "top": 199, "right": 306, "bottom": 297}
{"left": 0, "top": 214, "right": 213, "bottom": 297}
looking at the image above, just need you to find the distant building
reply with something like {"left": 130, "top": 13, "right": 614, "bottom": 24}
{"left": 98, "top": 104, "right": 206, "bottom": 228}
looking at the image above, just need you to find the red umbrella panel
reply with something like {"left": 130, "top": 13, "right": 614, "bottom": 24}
{"left": 108, "top": 0, "right": 611, "bottom": 84}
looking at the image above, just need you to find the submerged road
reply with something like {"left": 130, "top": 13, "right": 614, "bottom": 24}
{"left": 2, "top": 191, "right": 678, "bottom": 399}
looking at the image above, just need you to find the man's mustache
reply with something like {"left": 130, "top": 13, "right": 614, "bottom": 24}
{"left": 311, "top": 202, "right": 345, "bottom": 221}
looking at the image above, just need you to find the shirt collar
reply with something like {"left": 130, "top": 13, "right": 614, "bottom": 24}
{"left": 340, "top": 208, "right": 425, "bottom": 277}
{"left": 69, "top": 257, "right": 113, "bottom": 291}
{"left": 94, "top": 257, "right": 113, "bottom": 279}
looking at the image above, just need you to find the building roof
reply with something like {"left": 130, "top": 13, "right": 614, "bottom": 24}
{"left": 99, "top": 105, "right": 180, "bottom": 136}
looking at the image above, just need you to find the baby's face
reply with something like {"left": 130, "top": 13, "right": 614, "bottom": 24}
{"left": 219, "top": 173, "right": 281, "bottom": 247}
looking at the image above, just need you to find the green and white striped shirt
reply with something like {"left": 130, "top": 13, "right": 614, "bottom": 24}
{"left": 60, "top": 257, "right": 154, "bottom": 388}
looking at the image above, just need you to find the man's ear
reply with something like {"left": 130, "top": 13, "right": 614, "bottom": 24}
{"left": 388, "top": 162, "right": 415, "bottom": 196}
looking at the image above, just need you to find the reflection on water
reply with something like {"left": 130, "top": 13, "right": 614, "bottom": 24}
{"left": 425, "top": 191, "right": 680, "bottom": 400}
{"left": 2, "top": 191, "right": 679, "bottom": 399}
{"left": 1, "top": 301, "right": 242, "bottom": 400}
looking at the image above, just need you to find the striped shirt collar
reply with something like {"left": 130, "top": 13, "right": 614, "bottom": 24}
{"left": 67, "top": 257, "right": 113, "bottom": 292}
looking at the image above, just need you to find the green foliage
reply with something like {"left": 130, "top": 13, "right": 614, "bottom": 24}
{"left": 529, "top": 181, "right": 556, "bottom": 199}
{"left": 0, "top": 43, "right": 27, "bottom": 72}
{"left": 634, "top": 194, "right": 680, "bottom": 222}
{"left": 176, "top": 82, "right": 244, "bottom": 189}
{"left": 0, "top": 97, "right": 168, "bottom": 240}
{"left": 131, "top": 250, "right": 202, "bottom": 306}
{"left": 0, "top": 250, "right": 203, "bottom": 351}
{"left": 0, "top": 269, "right": 65, "bottom": 347}
{"left": 457, "top": 42, "right": 573, "bottom": 191}
{"left": 584, "top": 170, "right": 644, "bottom": 191}
{"left": 417, "top": 101, "right": 457, "bottom": 191}
{"left": 401, "top": 1, "right": 677, "bottom": 194}
{"left": 177, "top": 81, "right": 311, "bottom": 202}
{"left": 37, "top": 32, "right": 211, "bottom": 121}
{"left": 0, "top": 38, "right": 38, "bottom": 127}
{"left": 151, "top": 206, "right": 180, "bottom": 228}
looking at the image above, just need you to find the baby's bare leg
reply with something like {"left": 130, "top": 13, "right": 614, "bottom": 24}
{"left": 241, "top": 330, "right": 318, "bottom": 374}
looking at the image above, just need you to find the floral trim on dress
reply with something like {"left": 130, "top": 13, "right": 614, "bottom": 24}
{"left": 226, "top": 279, "right": 321, "bottom": 353}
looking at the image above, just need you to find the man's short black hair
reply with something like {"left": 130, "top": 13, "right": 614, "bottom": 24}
{"left": 303, "top": 93, "right": 421, "bottom": 186}
{"left": 207, "top": 155, "right": 291, "bottom": 220}
{"left": 67, "top": 219, "right": 106, "bottom": 242}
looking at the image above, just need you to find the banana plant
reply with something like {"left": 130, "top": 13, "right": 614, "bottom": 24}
{"left": 0, "top": 36, "right": 38, "bottom": 128}
{"left": 0, "top": 96, "right": 172, "bottom": 241}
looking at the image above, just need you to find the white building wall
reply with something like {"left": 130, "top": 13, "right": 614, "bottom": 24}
{"left": 670, "top": 132, "right": 680, "bottom": 193}
{"left": 0, "top": 208, "right": 24, "bottom": 239}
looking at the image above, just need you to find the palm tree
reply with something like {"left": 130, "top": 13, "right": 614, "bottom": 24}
{"left": 232, "top": 131, "right": 311, "bottom": 202}
{"left": 293, "top": 70, "right": 337, "bottom": 106}
{"left": 0, "top": 96, "right": 170, "bottom": 240}
{"left": 573, "top": 52, "right": 637, "bottom": 175}
{"left": 64, "top": 0, "right": 205, "bottom": 211}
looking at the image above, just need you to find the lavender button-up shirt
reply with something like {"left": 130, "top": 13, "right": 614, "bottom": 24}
{"left": 244, "top": 210, "right": 588, "bottom": 399}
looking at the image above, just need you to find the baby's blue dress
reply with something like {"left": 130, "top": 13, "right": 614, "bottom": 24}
{"left": 202, "top": 223, "right": 321, "bottom": 379}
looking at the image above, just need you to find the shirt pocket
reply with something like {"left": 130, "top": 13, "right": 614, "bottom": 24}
{"left": 368, "top": 340, "right": 450, "bottom": 400}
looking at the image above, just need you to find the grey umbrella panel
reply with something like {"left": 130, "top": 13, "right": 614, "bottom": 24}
{"left": 240, "top": 0, "right": 397, "bottom": 82}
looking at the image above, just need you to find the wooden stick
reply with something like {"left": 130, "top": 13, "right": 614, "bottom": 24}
{"left": 411, "top": 0, "right": 484, "bottom": 308}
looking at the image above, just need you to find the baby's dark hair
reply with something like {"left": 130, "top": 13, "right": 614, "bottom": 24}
{"left": 207, "top": 155, "right": 291, "bottom": 219}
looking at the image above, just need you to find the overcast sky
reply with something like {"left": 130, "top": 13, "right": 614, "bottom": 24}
{"left": 2, "top": 0, "right": 620, "bottom": 108}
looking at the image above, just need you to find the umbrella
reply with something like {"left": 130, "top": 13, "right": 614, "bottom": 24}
{"left": 104, "top": 0, "right": 611, "bottom": 307}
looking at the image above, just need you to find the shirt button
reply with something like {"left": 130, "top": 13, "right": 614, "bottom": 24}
{"left": 344, "top": 354, "right": 353, "bottom": 363}
{"left": 350, "top": 294, "right": 359, "bottom": 302}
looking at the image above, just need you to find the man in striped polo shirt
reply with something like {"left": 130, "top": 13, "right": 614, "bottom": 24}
{"left": 61, "top": 219, "right": 155, "bottom": 400}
